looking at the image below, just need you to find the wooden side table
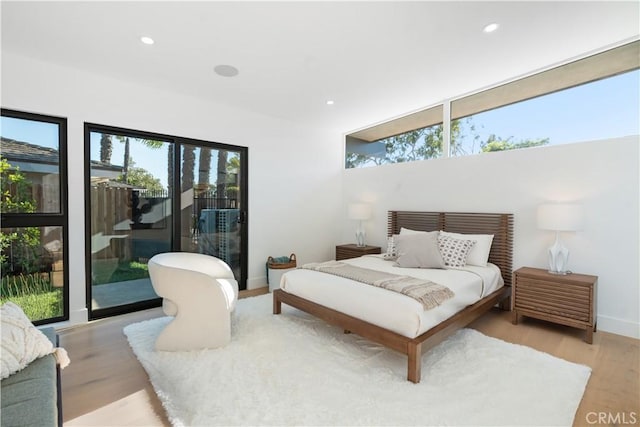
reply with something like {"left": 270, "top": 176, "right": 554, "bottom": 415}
{"left": 336, "top": 244, "right": 381, "bottom": 260}
{"left": 512, "top": 267, "right": 597, "bottom": 343}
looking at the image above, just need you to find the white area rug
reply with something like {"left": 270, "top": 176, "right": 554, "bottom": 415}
{"left": 124, "top": 294, "right": 591, "bottom": 426}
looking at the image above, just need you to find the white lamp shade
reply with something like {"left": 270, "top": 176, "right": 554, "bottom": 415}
{"left": 348, "top": 203, "right": 372, "bottom": 220}
{"left": 537, "top": 204, "right": 583, "bottom": 231}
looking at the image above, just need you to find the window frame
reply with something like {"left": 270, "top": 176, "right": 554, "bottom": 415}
{"left": 345, "top": 40, "right": 640, "bottom": 168}
{"left": 1, "top": 108, "right": 70, "bottom": 325}
{"left": 83, "top": 122, "right": 249, "bottom": 320}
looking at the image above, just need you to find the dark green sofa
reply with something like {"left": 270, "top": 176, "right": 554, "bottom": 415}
{"left": 1, "top": 327, "right": 62, "bottom": 427}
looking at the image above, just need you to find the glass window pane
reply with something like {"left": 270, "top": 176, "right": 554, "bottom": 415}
{"left": 89, "top": 131, "right": 172, "bottom": 311}
{"left": 181, "top": 145, "right": 242, "bottom": 281}
{"left": 1, "top": 226, "right": 65, "bottom": 322}
{"left": 346, "top": 123, "right": 444, "bottom": 169}
{"left": 0, "top": 116, "right": 61, "bottom": 213}
{"left": 452, "top": 70, "right": 640, "bottom": 156}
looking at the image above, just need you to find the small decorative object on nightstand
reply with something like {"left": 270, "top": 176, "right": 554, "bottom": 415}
{"left": 336, "top": 244, "right": 381, "bottom": 261}
{"left": 348, "top": 203, "right": 372, "bottom": 247}
{"left": 537, "top": 203, "right": 583, "bottom": 275}
{"left": 512, "top": 267, "right": 597, "bottom": 344}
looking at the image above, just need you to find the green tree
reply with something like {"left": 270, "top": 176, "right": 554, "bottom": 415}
{"left": 100, "top": 134, "right": 112, "bottom": 163}
{"left": 481, "top": 135, "right": 550, "bottom": 152}
{"left": 346, "top": 117, "right": 549, "bottom": 168}
{"left": 0, "top": 157, "right": 36, "bottom": 214}
{"left": 450, "top": 117, "right": 479, "bottom": 156}
{"left": 198, "top": 149, "right": 212, "bottom": 190}
{"left": 182, "top": 146, "right": 195, "bottom": 191}
{"left": 346, "top": 126, "right": 439, "bottom": 168}
{"left": 98, "top": 133, "right": 164, "bottom": 182}
{"left": 167, "top": 144, "right": 174, "bottom": 196}
{"left": 346, "top": 119, "right": 468, "bottom": 168}
{"left": 227, "top": 154, "right": 240, "bottom": 174}
{"left": 124, "top": 160, "right": 164, "bottom": 192}
{"left": 216, "top": 150, "right": 228, "bottom": 197}
{"left": 114, "top": 136, "right": 164, "bottom": 183}
{"left": 0, "top": 157, "right": 43, "bottom": 274}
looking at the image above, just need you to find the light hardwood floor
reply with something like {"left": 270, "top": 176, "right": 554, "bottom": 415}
{"left": 59, "top": 289, "right": 639, "bottom": 427}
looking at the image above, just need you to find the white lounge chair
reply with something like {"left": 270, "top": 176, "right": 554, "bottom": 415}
{"left": 148, "top": 252, "right": 238, "bottom": 351}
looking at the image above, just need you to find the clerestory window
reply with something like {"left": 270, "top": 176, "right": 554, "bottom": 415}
{"left": 346, "top": 40, "right": 639, "bottom": 169}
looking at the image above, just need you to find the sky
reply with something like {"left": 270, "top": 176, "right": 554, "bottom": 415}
{"left": 2, "top": 70, "right": 639, "bottom": 178}
{"left": 455, "top": 69, "right": 640, "bottom": 154}
{"left": 86, "top": 133, "right": 229, "bottom": 190}
{"left": 89, "top": 132, "right": 172, "bottom": 188}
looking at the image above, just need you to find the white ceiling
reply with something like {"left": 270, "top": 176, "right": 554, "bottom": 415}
{"left": 2, "top": 1, "right": 639, "bottom": 134}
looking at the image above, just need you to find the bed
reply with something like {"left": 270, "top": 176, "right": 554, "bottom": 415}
{"left": 273, "top": 211, "right": 514, "bottom": 383}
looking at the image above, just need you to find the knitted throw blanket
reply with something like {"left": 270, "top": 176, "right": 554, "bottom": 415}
{"left": 300, "top": 261, "right": 454, "bottom": 310}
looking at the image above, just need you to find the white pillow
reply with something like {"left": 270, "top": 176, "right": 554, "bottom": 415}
{"left": 1, "top": 302, "right": 55, "bottom": 379}
{"left": 400, "top": 227, "right": 428, "bottom": 235}
{"left": 395, "top": 232, "right": 445, "bottom": 269}
{"left": 438, "top": 235, "right": 476, "bottom": 268}
{"left": 439, "top": 231, "right": 494, "bottom": 266}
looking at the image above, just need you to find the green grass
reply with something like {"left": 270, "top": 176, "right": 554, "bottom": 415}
{"left": 1, "top": 291, "right": 63, "bottom": 321}
{"left": 92, "top": 260, "right": 149, "bottom": 285}
{"left": 1, "top": 273, "right": 63, "bottom": 321}
{"left": 1, "top": 260, "right": 150, "bottom": 322}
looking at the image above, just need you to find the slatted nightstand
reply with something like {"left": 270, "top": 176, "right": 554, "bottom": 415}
{"left": 512, "top": 267, "right": 597, "bottom": 343}
{"left": 335, "top": 244, "right": 381, "bottom": 261}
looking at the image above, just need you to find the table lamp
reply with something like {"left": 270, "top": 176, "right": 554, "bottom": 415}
{"left": 537, "top": 203, "right": 583, "bottom": 275}
{"left": 348, "top": 203, "right": 372, "bottom": 247}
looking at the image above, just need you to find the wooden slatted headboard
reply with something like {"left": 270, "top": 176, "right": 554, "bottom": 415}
{"left": 387, "top": 211, "right": 514, "bottom": 287}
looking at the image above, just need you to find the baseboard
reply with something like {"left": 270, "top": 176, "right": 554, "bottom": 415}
{"left": 597, "top": 314, "right": 640, "bottom": 339}
{"left": 246, "top": 276, "right": 267, "bottom": 290}
{"left": 48, "top": 307, "right": 89, "bottom": 330}
{"left": 70, "top": 307, "right": 89, "bottom": 324}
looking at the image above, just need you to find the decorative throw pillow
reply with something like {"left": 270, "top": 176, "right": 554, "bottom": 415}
{"left": 383, "top": 235, "right": 398, "bottom": 260}
{"left": 438, "top": 235, "right": 476, "bottom": 268}
{"left": 439, "top": 231, "right": 494, "bottom": 266}
{"left": 1, "top": 302, "right": 55, "bottom": 379}
{"left": 395, "top": 231, "right": 445, "bottom": 269}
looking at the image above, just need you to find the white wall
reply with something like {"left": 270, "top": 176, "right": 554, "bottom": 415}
{"left": 342, "top": 138, "right": 640, "bottom": 338}
{"left": 4, "top": 51, "right": 638, "bottom": 339}
{"left": 1, "top": 52, "right": 343, "bottom": 325}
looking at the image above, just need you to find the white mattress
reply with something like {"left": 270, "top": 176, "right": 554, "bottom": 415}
{"left": 280, "top": 255, "right": 503, "bottom": 339}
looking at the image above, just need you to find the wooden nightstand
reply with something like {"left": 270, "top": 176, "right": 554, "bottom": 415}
{"left": 512, "top": 267, "right": 597, "bottom": 343}
{"left": 336, "top": 244, "right": 381, "bottom": 260}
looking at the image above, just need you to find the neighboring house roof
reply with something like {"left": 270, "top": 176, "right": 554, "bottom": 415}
{"left": 1, "top": 137, "right": 123, "bottom": 172}
{"left": 1, "top": 137, "right": 58, "bottom": 164}
{"left": 90, "top": 160, "right": 123, "bottom": 173}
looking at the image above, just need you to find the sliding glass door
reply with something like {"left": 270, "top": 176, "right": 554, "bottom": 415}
{"left": 87, "top": 128, "right": 173, "bottom": 317}
{"left": 85, "top": 124, "right": 247, "bottom": 319}
{"left": 180, "top": 144, "right": 244, "bottom": 281}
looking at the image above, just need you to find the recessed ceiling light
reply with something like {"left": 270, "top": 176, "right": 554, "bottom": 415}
{"left": 214, "top": 64, "right": 239, "bottom": 77}
{"left": 140, "top": 36, "right": 155, "bottom": 45}
{"left": 326, "top": 100, "right": 335, "bottom": 105}
{"left": 483, "top": 23, "right": 499, "bottom": 33}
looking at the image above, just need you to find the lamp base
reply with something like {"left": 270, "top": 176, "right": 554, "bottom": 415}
{"left": 547, "top": 270, "right": 572, "bottom": 275}
{"left": 355, "top": 221, "right": 366, "bottom": 247}
{"left": 548, "top": 232, "right": 570, "bottom": 276}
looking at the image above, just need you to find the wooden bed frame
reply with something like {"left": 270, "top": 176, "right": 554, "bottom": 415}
{"left": 273, "top": 211, "right": 514, "bottom": 383}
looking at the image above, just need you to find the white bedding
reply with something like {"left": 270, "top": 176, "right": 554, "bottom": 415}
{"left": 280, "top": 255, "right": 503, "bottom": 339}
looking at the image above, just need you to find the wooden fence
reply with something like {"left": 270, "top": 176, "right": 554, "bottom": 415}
{"left": 90, "top": 186, "right": 238, "bottom": 261}
{"left": 90, "top": 185, "right": 133, "bottom": 260}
